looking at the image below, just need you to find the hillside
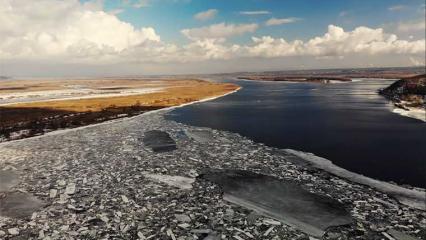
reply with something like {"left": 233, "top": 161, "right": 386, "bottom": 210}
{"left": 379, "top": 74, "right": 426, "bottom": 108}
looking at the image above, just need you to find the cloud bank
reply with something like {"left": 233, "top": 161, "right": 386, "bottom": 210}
{"left": 0, "top": 0, "right": 424, "bottom": 75}
{"left": 247, "top": 25, "right": 425, "bottom": 58}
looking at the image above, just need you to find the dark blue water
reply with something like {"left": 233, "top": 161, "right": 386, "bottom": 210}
{"left": 166, "top": 78, "right": 426, "bottom": 188}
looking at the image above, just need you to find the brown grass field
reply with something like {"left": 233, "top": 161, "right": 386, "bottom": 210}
{"left": 0, "top": 79, "right": 239, "bottom": 141}
{"left": 3, "top": 79, "right": 238, "bottom": 111}
{"left": 0, "top": 78, "right": 167, "bottom": 93}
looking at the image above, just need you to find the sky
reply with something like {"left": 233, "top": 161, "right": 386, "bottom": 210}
{"left": 0, "top": 0, "right": 425, "bottom": 77}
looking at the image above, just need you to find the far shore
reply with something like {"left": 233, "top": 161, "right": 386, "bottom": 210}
{"left": 0, "top": 78, "right": 240, "bottom": 142}
{"left": 238, "top": 76, "right": 352, "bottom": 83}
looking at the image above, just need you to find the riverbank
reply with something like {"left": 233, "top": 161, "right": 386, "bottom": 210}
{"left": 379, "top": 74, "right": 426, "bottom": 122}
{"left": 392, "top": 106, "right": 425, "bottom": 122}
{"left": 0, "top": 79, "right": 239, "bottom": 142}
{"left": 237, "top": 76, "right": 352, "bottom": 83}
{"left": 0, "top": 104, "right": 424, "bottom": 239}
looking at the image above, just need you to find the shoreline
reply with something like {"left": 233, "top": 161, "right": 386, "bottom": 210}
{"left": 0, "top": 87, "right": 242, "bottom": 146}
{"left": 285, "top": 149, "right": 425, "bottom": 210}
{"left": 391, "top": 104, "right": 426, "bottom": 122}
{"left": 1, "top": 85, "right": 424, "bottom": 201}
{"left": 0, "top": 79, "right": 240, "bottom": 143}
{"left": 4, "top": 80, "right": 421, "bottom": 200}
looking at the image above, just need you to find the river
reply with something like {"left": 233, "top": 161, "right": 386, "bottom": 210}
{"left": 166, "top": 77, "right": 426, "bottom": 188}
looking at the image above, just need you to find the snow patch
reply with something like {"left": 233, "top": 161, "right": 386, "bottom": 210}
{"left": 0, "top": 87, "right": 164, "bottom": 106}
{"left": 392, "top": 106, "right": 426, "bottom": 122}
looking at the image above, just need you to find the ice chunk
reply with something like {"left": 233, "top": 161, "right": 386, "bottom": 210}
{"left": 143, "top": 130, "right": 177, "bottom": 152}
{"left": 185, "top": 129, "right": 213, "bottom": 143}
{"left": 143, "top": 172, "right": 195, "bottom": 190}
{"left": 0, "top": 170, "right": 19, "bottom": 192}
{"left": 201, "top": 169, "right": 352, "bottom": 237}
{"left": 0, "top": 192, "right": 44, "bottom": 218}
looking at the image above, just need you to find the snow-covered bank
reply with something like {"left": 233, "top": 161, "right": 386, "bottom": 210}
{"left": 285, "top": 149, "right": 426, "bottom": 210}
{"left": 392, "top": 105, "right": 426, "bottom": 122}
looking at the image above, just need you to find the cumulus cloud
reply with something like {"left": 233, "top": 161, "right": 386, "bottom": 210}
{"left": 0, "top": 0, "right": 160, "bottom": 61}
{"left": 108, "top": 8, "right": 125, "bottom": 15}
{"left": 245, "top": 25, "right": 425, "bottom": 58}
{"left": 181, "top": 23, "right": 258, "bottom": 41}
{"left": 0, "top": 0, "right": 424, "bottom": 71}
{"left": 194, "top": 9, "right": 218, "bottom": 21}
{"left": 265, "top": 17, "right": 300, "bottom": 26}
{"left": 239, "top": 11, "right": 270, "bottom": 15}
{"left": 181, "top": 39, "right": 241, "bottom": 61}
{"left": 397, "top": 19, "right": 426, "bottom": 32}
{"left": 133, "top": 0, "right": 150, "bottom": 8}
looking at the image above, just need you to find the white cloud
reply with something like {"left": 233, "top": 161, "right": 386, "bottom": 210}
{"left": 244, "top": 25, "right": 425, "bottom": 58}
{"left": 133, "top": 0, "right": 150, "bottom": 8}
{"left": 108, "top": 8, "right": 125, "bottom": 15}
{"left": 181, "top": 39, "right": 241, "bottom": 61}
{"left": 239, "top": 11, "right": 270, "bottom": 15}
{"left": 397, "top": 19, "right": 426, "bottom": 32}
{"left": 265, "top": 18, "right": 300, "bottom": 26}
{"left": 246, "top": 36, "right": 303, "bottom": 57}
{"left": 388, "top": 5, "right": 405, "bottom": 11}
{"left": 0, "top": 0, "right": 160, "bottom": 61}
{"left": 194, "top": 9, "right": 218, "bottom": 21}
{"left": 0, "top": 0, "right": 424, "bottom": 74}
{"left": 181, "top": 23, "right": 258, "bottom": 41}
{"left": 409, "top": 56, "right": 425, "bottom": 66}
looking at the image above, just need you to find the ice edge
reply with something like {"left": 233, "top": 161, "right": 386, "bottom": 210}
{"left": 285, "top": 149, "right": 426, "bottom": 211}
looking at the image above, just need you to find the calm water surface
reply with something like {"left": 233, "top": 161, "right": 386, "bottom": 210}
{"left": 166, "top": 78, "right": 426, "bottom": 188}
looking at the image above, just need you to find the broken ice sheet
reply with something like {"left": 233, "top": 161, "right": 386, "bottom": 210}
{"left": 0, "top": 192, "right": 44, "bottom": 219}
{"left": 185, "top": 129, "right": 214, "bottom": 143}
{"left": 143, "top": 172, "right": 195, "bottom": 190}
{"left": 0, "top": 170, "right": 20, "bottom": 192}
{"left": 200, "top": 169, "right": 352, "bottom": 237}
{"left": 142, "top": 130, "right": 177, "bottom": 152}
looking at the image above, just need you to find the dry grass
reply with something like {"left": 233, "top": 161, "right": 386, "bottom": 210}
{"left": 3, "top": 80, "right": 239, "bottom": 112}
{"left": 0, "top": 79, "right": 239, "bottom": 141}
{"left": 0, "top": 78, "right": 169, "bottom": 93}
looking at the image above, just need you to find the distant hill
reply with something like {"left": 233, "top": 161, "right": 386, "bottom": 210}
{"left": 380, "top": 74, "right": 426, "bottom": 108}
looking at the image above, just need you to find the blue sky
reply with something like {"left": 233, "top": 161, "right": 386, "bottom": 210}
{"left": 100, "top": 0, "right": 426, "bottom": 43}
{"left": 1, "top": 0, "right": 425, "bottom": 76}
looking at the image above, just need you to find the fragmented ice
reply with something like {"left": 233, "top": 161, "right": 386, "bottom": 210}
{"left": 185, "top": 129, "right": 214, "bottom": 143}
{"left": 387, "top": 229, "right": 420, "bottom": 240}
{"left": 143, "top": 172, "right": 195, "bottom": 190}
{"left": 0, "top": 192, "right": 44, "bottom": 219}
{"left": 201, "top": 169, "right": 352, "bottom": 237}
{"left": 285, "top": 149, "right": 426, "bottom": 211}
{"left": 143, "top": 130, "right": 177, "bottom": 152}
{"left": 0, "top": 170, "right": 20, "bottom": 192}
